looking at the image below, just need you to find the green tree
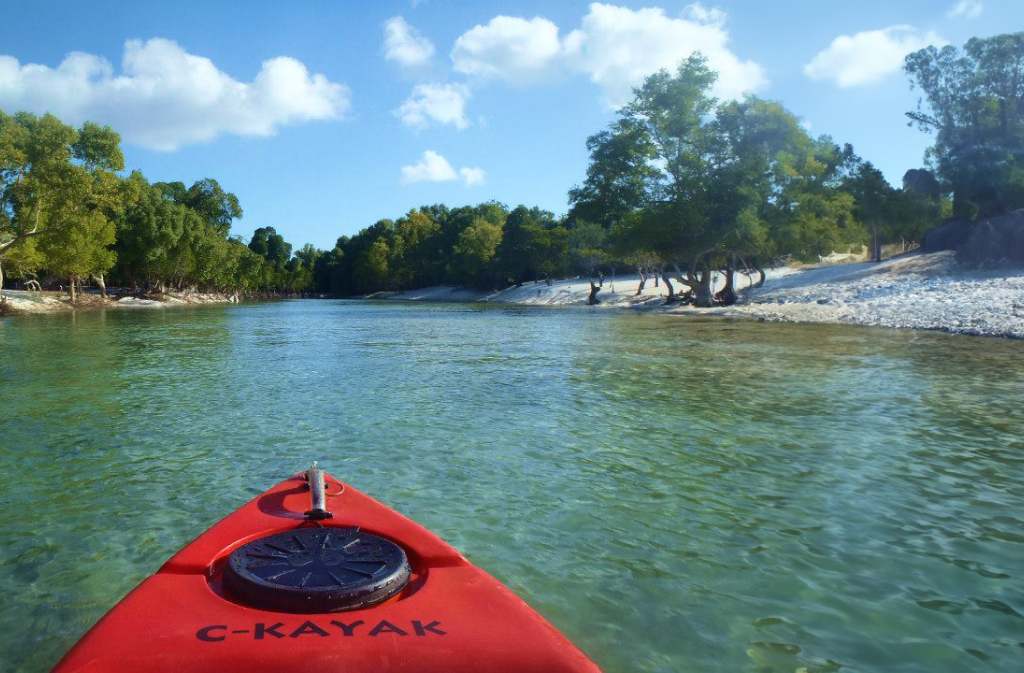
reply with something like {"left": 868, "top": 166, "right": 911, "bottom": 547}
{"left": 905, "top": 32, "right": 1024, "bottom": 218}
{"left": 453, "top": 215, "right": 503, "bottom": 286}
{"left": 568, "top": 220, "right": 609, "bottom": 277}
{"left": 0, "top": 112, "right": 123, "bottom": 300}
{"left": 247, "top": 226, "right": 295, "bottom": 290}
{"left": 354, "top": 237, "right": 391, "bottom": 292}
{"left": 184, "top": 178, "right": 242, "bottom": 236}
{"left": 249, "top": 226, "right": 292, "bottom": 267}
{"left": 845, "top": 162, "right": 900, "bottom": 261}
{"left": 394, "top": 210, "right": 441, "bottom": 288}
{"left": 39, "top": 209, "right": 116, "bottom": 301}
{"left": 284, "top": 243, "right": 321, "bottom": 293}
{"left": 568, "top": 118, "right": 657, "bottom": 229}
{"left": 1, "top": 114, "right": 69, "bottom": 293}
{"left": 576, "top": 57, "right": 863, "bottom": 305}
{"left": 902, "top": 168, "right": 951, "bottom": 238}
{"left": 495, "top": 206, "right": 565, "bottom": 284}
{"left": 115, "top": 174, "right": 188, "bottom": 290}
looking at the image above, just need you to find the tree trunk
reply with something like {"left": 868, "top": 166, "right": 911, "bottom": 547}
{"left": 0, "top": 208, "right": 41, "bottom": 301}
{"left": 587, "top": 280, "right": 601, "bottom": 305}
{"left": 69, "top": 276, "right": 77, "bottom": 304}
{"left": 684, "top": 247, "right": 716, "bottom": 308}
{"left": 693, "top": 264, "right": 714, "bottom": 307}
{"left": 635, "top": 266, "right": 647, "bottom": 296}
{"left": 661, "top": 270, "right": 675, "bottom": 303}
{"left": 677, "top": 258, "right": 704, "bottom": 306}
{"left": 95, "top": 273, "right": 107, "bottom": 299}
{"left": 0, "top": 258, "right": 5, "bottom": 301}
{"left": 715, "top": 257, "right": 737, "bottom": 305}
{"left": 750, "top": 261, "right": 766, "bottom": 288}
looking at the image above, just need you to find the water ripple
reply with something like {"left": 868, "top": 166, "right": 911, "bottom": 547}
{"left": 1, "top": 301, "right": 1023, "bottom": 673}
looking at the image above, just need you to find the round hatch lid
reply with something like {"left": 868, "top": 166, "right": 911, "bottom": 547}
{"left": 223, "top": 527, "right": 410, "bottom": 612}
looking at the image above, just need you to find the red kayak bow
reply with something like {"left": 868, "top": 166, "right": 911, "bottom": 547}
{"left": 51, "top": 464, "right": 601, "bottom": 672}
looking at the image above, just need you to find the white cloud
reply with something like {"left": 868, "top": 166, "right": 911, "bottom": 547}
{"left": 683, "top": 2, "right": 726, "bottom": 27}
{"left": 563, "top": 2, "right": 766, "bottom": 105}
{"left": 401, "top": 150, "right": 484, "bottom": 186}
{"left": 804, "top": 26, "right": 946, "bottom": 87}
{"left": 449, "top": 3, "right": 765, "bottom": 105}
{"left": 395, "top": 82, "right": 470, "bottom": 129}
{"left": 947, "top": 0, "right": 983, "bottom": 19}
{"left": 451, "top": 15, "right": 563, "bottom": 82}
{"left": 383, "top": 16, "right": 435, "bottom": 67}
{"left": 401, "top": 150, "right": 456, "bottom": 183}
{"left": 459, "top": 166, "right": 486, "bottom": 185}
{"left": 0, "top": 38, "right": 349, "bottom": 151}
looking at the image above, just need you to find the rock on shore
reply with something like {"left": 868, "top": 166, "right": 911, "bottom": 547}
{"left": 377, "top": 251, "right": 1024, "bottom": 338}
{"left": 0, "top": 290, "right": 239, "bottom": 315}
{"left": 721, "top": 252, "right": 1024, "bottom": 338}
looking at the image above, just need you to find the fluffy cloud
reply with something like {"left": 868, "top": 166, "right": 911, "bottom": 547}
{"left": 563, "top": 3, "right": 766, "bottom": 105}
{"left": 0, "top": 38, "right": 349, "bottom": 151}
{"left": 947, "top": 1, "right": 983, "bottom": 19}
{"left": 803, "top": 26, "right": 946, "bottom": 87}
{"left": 383, "top": 16, "right": 435, "bottom": 67}
{"left": 683, "top": 2, "right": 726, "bottom": 26}
{"left": 449, "top": 3, "right": 764, "bottom": 105}
{"left": 451, "top": 15, "right": 562, "bottom": 82}
{"left": 395, "top": 83, "right": 470, "bottom": 129}
{"left": 400, "top": 150, "right": 484, "bottom": 186}
{"left": 459, "top": 166, "right": 486, "bottom": 186}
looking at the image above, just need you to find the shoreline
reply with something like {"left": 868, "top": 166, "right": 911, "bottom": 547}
{"left": 374, "top": 251, "right": 1024, "bottom": 339}
{"left": 0, "top": 290, "right": 241, "bottom": 316}
{"left": 6, "top": 252, "right": 1023, "bottom": 339}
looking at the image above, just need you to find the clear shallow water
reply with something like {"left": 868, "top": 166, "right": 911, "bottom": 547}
{"left": 1, "top": 300, "right": 1022, "bottom": 673}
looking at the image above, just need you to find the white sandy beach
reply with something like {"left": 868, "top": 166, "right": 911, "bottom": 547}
{"left": 6, "top": 253, "right": 1022, "bottom": 338}
{"left": 719, "top": 252, "right": 1024, "bottom": 338}
{"left": 0, "top": 290, "right": 238, "bottom": 314}
{"left": 384, "top": 251, "right": 1024, "bottom": 338}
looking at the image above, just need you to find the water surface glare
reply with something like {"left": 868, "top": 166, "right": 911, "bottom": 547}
{"left": 1, "top": 300, "right": 1023, "bottom": 673}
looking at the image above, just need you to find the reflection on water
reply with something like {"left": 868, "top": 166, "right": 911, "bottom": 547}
{"left": 1, "top": 301, "right": 1022, "bottom": 673}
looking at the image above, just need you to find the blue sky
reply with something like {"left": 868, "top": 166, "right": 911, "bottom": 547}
{"left": 0, "top": 0, "right": 1020, "bottom": 249}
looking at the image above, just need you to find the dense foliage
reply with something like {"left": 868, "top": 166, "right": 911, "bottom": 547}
{"left": 310, "top": 55, "right": 951, "bottom": 303}
{"left": 4, "top": 31, "right": 1018, "bottom": 303}
{"left": 905, "top": 31, "right": 1024, "bottom": 219}
{"left": 0, "top": 112, "right": 316, "bottom": 300}
{"left": 311, "top": 204, "right": 573, "bottom": 295}
{"left": 567, "top": 55, "right": 952, "bottom": 304}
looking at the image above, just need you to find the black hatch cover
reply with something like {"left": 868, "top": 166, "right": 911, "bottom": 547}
{"left": 223, "top": 527, "right": 411, "bottom": 612}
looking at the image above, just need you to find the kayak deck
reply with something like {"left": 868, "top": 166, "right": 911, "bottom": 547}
{"left": 51, "top": 471, "right": 601, "bottom": 672}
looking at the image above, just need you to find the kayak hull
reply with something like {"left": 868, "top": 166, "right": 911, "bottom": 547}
{"left": 51, "top": 473, "right": 601, "bottom": 673}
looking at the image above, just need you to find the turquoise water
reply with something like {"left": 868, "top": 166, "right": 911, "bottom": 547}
{"left": 1, "top": 301, "right": 1022, "bottom": 673}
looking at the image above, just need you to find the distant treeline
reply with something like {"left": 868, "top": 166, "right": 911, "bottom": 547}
{"left": 314, "top": 31, "right": 1022, "bottom": 305}
{"left": 0, "top": 111, "right": 315, "bottom": 300}
{"left": 2, "top": 32, "right": 1020, "bottom": 304}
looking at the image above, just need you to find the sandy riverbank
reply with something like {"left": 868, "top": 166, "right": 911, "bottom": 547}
{"left": 8, "top": 253, "right": 1020, "bottom": 338}
{"left": 381, "top": 251, "right": 1024, "bottom": 338}
{"left": 0, "top": 289, "right": 239, "bottom": 315}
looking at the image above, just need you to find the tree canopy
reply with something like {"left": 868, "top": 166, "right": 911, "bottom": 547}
{"left": 7, "top": 30, "right": 1012, "bottom": 304}
{"left": 905, "top": 32, "right": 1024, "bottom": 218}
{"left": 569, "top": 55, "right": 867, "bottom": 304}
{"left": 0, "top": 112, "right": 306, "bottom": 300}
